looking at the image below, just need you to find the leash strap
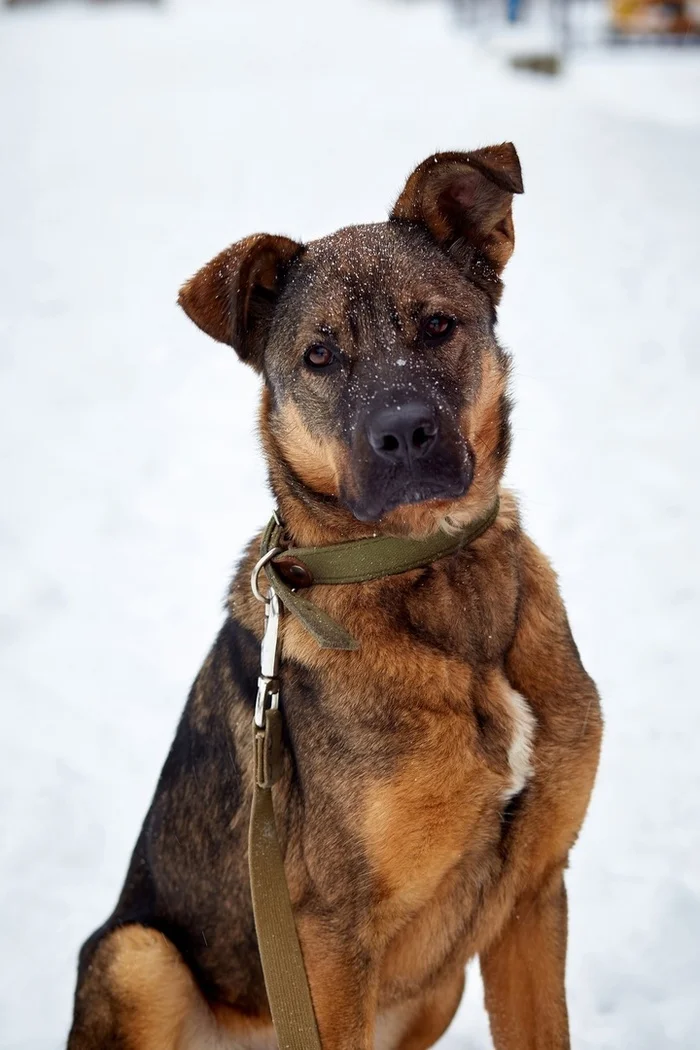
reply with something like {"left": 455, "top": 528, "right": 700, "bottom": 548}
{"left": 249, "top": 708, "right": 322, "bottom": 1050}
{"left": 259, "top": 498, "right": 500, "bottom": 650}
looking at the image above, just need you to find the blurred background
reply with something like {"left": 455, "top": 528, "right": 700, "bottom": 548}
{"left": 1, "top": 0, "right": 699, "bottom": 1047}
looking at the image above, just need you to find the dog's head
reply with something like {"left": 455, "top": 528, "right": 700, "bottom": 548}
{"left": 179, "top": 146, "right": 522, "bottom": 536}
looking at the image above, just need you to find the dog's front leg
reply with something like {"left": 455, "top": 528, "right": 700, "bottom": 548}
{"left": 298, "top": 919, "right": 378, "bottom": 1050}
{"left": 480, "top": 872, "right": 570, "bottom": 1050}
{"left": 477, "top": 532, "right": 602, "bottom": 1050}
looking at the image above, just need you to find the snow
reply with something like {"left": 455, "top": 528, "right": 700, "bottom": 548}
{"left": 1, "top": 1, "right": 699, "bottom": 1047}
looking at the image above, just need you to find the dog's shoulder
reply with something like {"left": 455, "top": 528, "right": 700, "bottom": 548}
{"left": 149, "top": 614, "right": 259, "bottom": 825}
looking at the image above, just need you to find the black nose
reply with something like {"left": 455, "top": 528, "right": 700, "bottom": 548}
{"left": 367, "top": 402, "right": 439, "bottom": 465}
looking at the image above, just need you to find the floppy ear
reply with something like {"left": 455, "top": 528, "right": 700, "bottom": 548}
{"left": 178, "top": 233, "right": 303, "bottom": 371}
{"left": 391, "top": 144, "right": 523, "bottom": 287}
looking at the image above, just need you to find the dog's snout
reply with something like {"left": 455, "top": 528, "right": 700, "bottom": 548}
{"left": 367, "top": 402, "right": 439, "bottom": 465}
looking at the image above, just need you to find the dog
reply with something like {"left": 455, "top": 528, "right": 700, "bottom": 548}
{"left": 68, "top": 144, "right": 602, "bottom": 1050}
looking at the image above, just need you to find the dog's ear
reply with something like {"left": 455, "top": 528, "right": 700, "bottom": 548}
{"left": 391, "top": 145, "right": 523, "bottom": 279}
{"left": 178, "top": 233, "right": 303, "bottom": 371}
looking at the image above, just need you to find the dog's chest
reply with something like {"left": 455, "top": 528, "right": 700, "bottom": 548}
{"left": 356, "top": 668, "right": 536, "bottom": 924}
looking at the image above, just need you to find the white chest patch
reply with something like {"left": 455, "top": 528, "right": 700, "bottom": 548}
{"left": 502, "top": 687, "right": 537, "bottom": 801}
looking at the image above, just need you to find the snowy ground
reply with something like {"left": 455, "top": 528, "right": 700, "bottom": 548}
{"left": 1, "top": 1, "right": 699, "bottom": 1047}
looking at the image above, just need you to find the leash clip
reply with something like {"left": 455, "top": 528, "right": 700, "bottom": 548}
{"left": 251, "top": 546, "right": 283, "bottom": 603}
{"left": 254, "top": 589, "right": 282, "bottom": 728}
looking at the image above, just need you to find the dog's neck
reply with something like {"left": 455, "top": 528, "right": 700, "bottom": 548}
{"left": 264, "top": 442, "right": 503, "bottom": 550}
{"left": 266, "top": 455, "right": 377, "bottom": 547}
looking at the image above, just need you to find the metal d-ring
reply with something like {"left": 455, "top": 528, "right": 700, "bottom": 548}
{"left": 251, "top": 547, "right": 283, "bottom": 603}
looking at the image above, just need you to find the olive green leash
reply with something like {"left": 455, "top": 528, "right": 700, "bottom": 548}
{"left": 248, "top": 499, "right": 499, "bottom": 1049}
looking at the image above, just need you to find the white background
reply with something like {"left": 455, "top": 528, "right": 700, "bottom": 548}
{"left": 1, "top": 1, "right": 699, "bottom": 1047}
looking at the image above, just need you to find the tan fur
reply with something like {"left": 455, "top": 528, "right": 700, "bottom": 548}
{"left": 481, "top": 872, "right": 571, "bottom": 1050}
{"left": 453, "top": 350, "right": 509, "bottom": 527}
{"left": 273, "top": 399, "right": 344, "bottom": 498}
{"left": 99, "top": 926, "right": 198, "bottom": 1050}
{"left": 362, "top": 711, "right": 479, "bottom": 914}
{"left": 392, "top": 968, "right": 466, "bottom": 1050}
{"left": 70, "top": 926, "right": 212, "bottom": 1050}
{"left": 69, "top": 926, "right": 277, "bottom": 1050}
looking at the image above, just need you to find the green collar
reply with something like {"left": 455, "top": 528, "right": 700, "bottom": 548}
{"left": 257, "top": 498, "right": 500, "bottom": 650}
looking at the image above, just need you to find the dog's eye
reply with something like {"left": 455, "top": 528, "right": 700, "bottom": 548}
{"left": 420, "top": 314, "right": 455, "bottom": 343}
{"left": 304, "top": 344, "right": 336, "bottom": 369}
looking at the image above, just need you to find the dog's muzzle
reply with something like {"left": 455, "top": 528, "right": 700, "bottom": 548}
{"left": 344, "top": 400, "right": 473, "bottom": 521}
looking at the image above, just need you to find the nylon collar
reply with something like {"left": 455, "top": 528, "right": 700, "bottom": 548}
{"left": 256, "top": 498, "right": 500, "bottom": 650}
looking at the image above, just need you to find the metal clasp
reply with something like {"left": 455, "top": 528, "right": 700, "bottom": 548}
{"left": 251, "top": 546, "right": 283, "bottom": 604}
{"left": 254, "top": 588, "right": 282, "bottom": 729}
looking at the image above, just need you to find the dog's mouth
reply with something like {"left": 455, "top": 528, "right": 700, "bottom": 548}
{"left": 342, "top": 462, "right": 473, "bottom": 523}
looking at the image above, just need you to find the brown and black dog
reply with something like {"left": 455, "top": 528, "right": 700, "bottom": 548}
{"left": 68, "top": 144, "right": 602, "bottom": 1050}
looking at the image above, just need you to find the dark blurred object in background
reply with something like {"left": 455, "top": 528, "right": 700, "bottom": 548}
{"left": 611, "top": 0, "right": 700, "bottom": 37}
{"left": 450, "top": 0, "right": 700, "bottom": 51}
{"left": 446, "top": 0, "right": 700, "bottom": 76}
